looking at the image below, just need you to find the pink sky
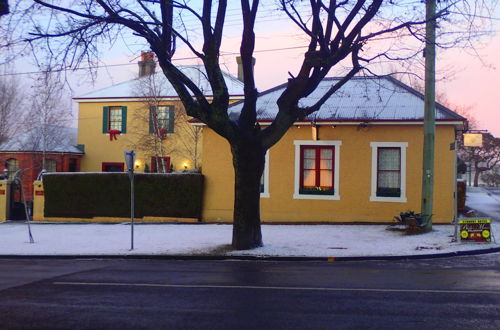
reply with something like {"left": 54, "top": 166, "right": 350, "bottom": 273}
{"left": 75, "top": 13, "right": 500, "bottom": 137}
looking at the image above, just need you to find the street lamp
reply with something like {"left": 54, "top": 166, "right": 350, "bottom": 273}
{"left": 124, "top": 151, "right": 136, "bottom": 250}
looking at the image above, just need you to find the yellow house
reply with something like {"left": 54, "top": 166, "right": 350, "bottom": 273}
{"left": 74, "top": 53, "right": 244, "bottom": 173}
{"left": 201, "top": 76, "right": 465, "bottom": 223}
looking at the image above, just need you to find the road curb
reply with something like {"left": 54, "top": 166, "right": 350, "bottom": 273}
{"left": 0, "top": 246, "right": 499, "bottom": 262}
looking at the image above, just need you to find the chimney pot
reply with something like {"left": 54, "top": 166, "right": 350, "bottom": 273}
{"left": 139, "top": 51, "right": 156, "bottom": 77}
{"left": 236, "top": 56, "right": 256, "bottom": 82}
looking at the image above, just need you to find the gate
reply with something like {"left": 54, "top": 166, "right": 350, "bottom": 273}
{"left": 9, "top": 180, "right": 26, "bottom": 220}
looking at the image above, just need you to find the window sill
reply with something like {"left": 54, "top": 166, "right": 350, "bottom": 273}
{"left": 260, "top": 192, "right": 270, "bottom": 198}
{"left": 370, "top": 196, "right": 407, "bottom": 203}
{"left": 293, "top": 193, "right": 340, "bottom": 200}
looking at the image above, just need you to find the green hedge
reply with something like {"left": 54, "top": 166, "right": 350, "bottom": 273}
{"left": 43, "top": 173, "right": 204, "bottom": 219}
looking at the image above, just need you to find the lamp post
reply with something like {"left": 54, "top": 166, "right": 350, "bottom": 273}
{"left": 124, "top": 151, "right": 136, "bottom": 250}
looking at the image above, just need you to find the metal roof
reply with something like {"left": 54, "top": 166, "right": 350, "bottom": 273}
{"left": 229, "top": 76, "right": 465, "bottom": 122}
{"left": 75, "top": 65, "right": 244, "bottom": 100}
{"left": 0, "top": 126, "right": 83, "bottom": 154}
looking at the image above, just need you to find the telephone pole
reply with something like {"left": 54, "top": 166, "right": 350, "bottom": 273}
{"left": 421, "top": 0, "right": 436, "bottom": 232}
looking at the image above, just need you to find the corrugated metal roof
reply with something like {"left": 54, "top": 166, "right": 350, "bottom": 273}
{"left": 75, "top": 65, "right": 244, "bottom": 99}
{"left": 229, "top": 76, "right": 465, "bottom": 122}
{"left": 0, "top": 126, "right": 82, "bottom": 153}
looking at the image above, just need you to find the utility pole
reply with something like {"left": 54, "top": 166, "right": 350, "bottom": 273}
{"left": 421, "top": 0, "right": 436, "bottom": 232}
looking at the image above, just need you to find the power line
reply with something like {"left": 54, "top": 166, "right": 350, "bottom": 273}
{"left": 0, "top": 45, "right": 308, "bottom": 77}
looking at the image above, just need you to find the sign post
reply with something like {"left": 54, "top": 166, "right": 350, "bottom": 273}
{"left": 124, "top": 151, "right": 136, "bottom": 250}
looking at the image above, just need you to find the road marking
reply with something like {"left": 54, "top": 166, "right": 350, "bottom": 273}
{"left": 53, "top": 282, "right": 500, "bottom": 295}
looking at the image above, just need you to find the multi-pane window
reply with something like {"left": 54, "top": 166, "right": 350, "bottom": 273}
{"left": 370, "top": 142, "right": 407, "bottom": 202}
{"left": 156, "top": 106, "right": 169, "bottom": 131}
{"left": 377, "top": 148, "right": 401, "bottom": 197}
{"left": 150, "top": 105, "right": 174, "bottom": 134}
{"left": 108, "top": 107, "right": 122, "bottom": 131}
{"left": 45, "top": 159, "right": 57, "bottom": 172}
{"left": 6, "top": 158, "right": 19, "bottom": 179}
{"left": 299, "top": 146, "right": 335, "bottom": 195}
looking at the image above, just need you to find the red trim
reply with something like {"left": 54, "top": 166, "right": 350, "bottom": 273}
{"left": 299, "top": 146, "right": 334, "bottom": 189}
{"left": 35, "top": 191, "right": 44, "bottom": 196}
{"left": 101, "top": 162, "right": 124, "bottom": 172}
{"left": 151, "top": 156, "right": 171, "bottom": 173}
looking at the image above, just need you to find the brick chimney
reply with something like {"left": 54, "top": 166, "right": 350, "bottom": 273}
{"left": 138, "top": 51, "right": 156, "bottom": 77}
{"left": 236, "top": 56, "right": 256, "bottom": 82}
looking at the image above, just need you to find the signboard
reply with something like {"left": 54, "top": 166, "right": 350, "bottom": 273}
{"left": 459, "top": 218, "right": 491, "bottom": 243}
{"left": 463, "top": 133, "right": 483, "bottom": 147}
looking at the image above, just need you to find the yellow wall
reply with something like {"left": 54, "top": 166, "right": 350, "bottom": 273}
{"left": 202, "top": 124, "right": 457, "bottom": 223}
{"left": 0, "top": 180, "right": 9, "bottom": 222}
{"left": 78, "top": 100, "right": 202, "bottom": 172}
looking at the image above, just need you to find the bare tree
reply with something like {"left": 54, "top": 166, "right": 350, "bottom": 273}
{"left": 0, "top": 74, "right": 22, "bottom": 144}
{"left": 0, "top": 0, "right": 8, "bottom": 16}
{"left": 458, "top": 133, "right": 500, "bottom": 187}
{"left": 22, "top": 71, "right": 72, "bottom": 170}
{"left": 12, "top": 0, "right": 496, "bottom": 249}
{"left": 129, "top": 70, "right": 202, "bottom": 172}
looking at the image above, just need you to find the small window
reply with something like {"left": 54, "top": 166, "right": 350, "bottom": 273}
{"left": 370, "top": 142, "right": 407, "bottom": 203}
{"left": 300, "top": 146, "right": 335, "bottom": 195}
{"left": 45, "top": 159, "right": 57, "bottom": 172}
{"left": 102, "top": 106, "right": 127, "bottom": 133}
{"left": 150, "top": 106, "right": 174, "bottom": 134}
{"left": 6, "top": 158, "right": 19, "bottom": 179}
{"left": 109, "top": 107, "right": 122, "bottom": 131}
{"left": 102, "top": 162, "right": 124, "bottom": 172}
{"left": 293, "top": 140, "right": 341, "bottom": 200}
{"left": 151, "top": 156, "right": 171, "bottom": 173}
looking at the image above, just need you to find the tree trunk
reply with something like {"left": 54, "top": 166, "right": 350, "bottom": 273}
{"left": 473, "top": 169, "right": 480, "bottom": 187}
{"left": 231, "top": 139, "right": 265, "bottom": 250}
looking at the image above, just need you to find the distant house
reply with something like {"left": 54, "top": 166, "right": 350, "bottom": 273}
{"left": 200, "top": 76, "right": 466, "bottom": 223}
{"left": 73, "top": 52, "right": 244, "bottom": 173}
{"left": 0, "top": 125, "right": 83, "bottom": 202}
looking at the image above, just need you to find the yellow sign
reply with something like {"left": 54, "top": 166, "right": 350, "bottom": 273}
{"left": 463, "top": 133, "right": 483, "bottom": 147}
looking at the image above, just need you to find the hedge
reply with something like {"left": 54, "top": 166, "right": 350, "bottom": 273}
{"left": 43, "top": 173, "right": 203, "bottom": 219}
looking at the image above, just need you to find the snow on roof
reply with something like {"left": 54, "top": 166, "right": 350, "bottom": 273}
{"left": 75, "top": 65, "right": 244, "bottom": 99}
{"left": 0, "top": 126, "right": 83, "bottom": 154}
{"left": 229, "top": 76, "right": 465, "bottom": 122}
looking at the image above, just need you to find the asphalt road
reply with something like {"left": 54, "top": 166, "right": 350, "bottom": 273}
{"left": 0, "top": 255, "right": 499, "bottom": 329}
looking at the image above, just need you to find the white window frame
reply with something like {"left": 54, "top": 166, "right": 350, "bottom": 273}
{"left": 260, "top": 151, "right": 270, "bottom": 198}
{"left": 370, "top": 142, "right": 408, "bottom": 203}
{"left": 293, "top": 140, "right": 342, "bottom": 200}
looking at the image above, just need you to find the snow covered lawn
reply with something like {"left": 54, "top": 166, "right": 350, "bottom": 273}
{"left": 466, "top": 187, "right": 500, "bottom": 221}
{"left": 0, "top": 222, "right": 498, "bottom": 258}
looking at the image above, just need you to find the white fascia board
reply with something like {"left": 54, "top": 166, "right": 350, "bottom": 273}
{"left": 74, "top": 96, "right": 245, "bottom": 103}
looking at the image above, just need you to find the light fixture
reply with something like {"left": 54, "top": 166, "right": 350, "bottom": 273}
{"left": 134, "top": 159, "right": 141, "bottom": 169}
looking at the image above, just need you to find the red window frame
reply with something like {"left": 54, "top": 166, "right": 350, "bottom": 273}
{"left": 101, "top": 162, "right": 124, "bottom": 172}
{"left": 151, "top": 156, "right": 171, "bottom": 173}
{"left": 376, "top": 147, "right": 401, "bottom": 196}
{"left": 299, "top": 146, "right": 334, "bottom": 190}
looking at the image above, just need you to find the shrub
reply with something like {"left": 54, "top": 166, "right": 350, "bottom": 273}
{"left": 43, "top": 173, "right": 203, "bottom": 219}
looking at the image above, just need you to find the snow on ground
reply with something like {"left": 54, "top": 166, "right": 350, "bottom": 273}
{"left": 0, "top": 222, "right": 498, "bottom": 258}
{"left": 466, "top": 187, "right": 500, "bottom": 221}
{"left": 0, "top": 186, "right": 498, "bottom": 258}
